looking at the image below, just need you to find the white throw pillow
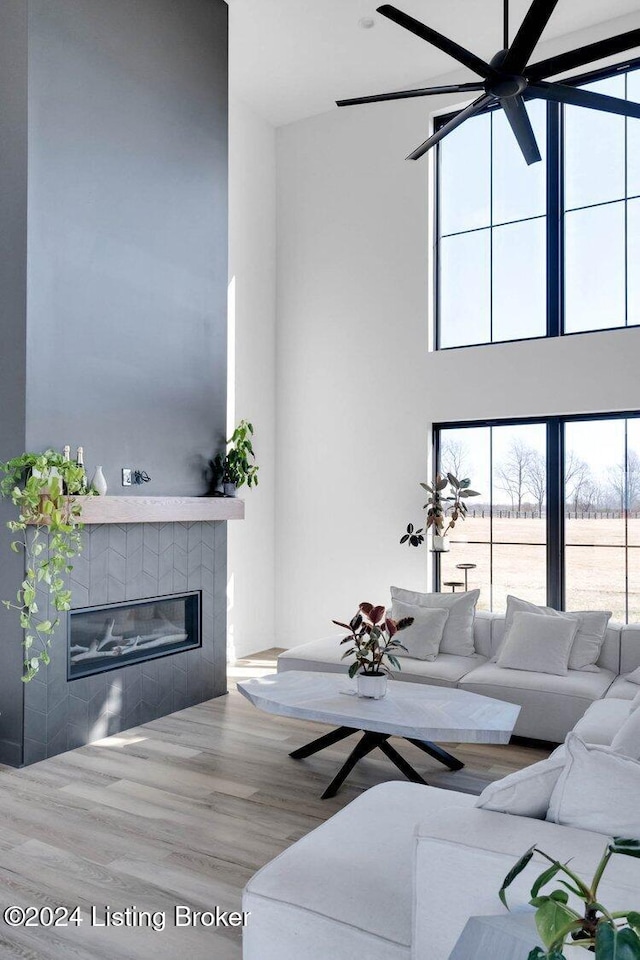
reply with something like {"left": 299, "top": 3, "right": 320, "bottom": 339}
{"left": 476, "top": 753, "right": 566, "bottom": 819}
{"left": 390, "top": 587, "right": 480, "bottom": 658}
{"left": 610, "top": 706, "right": 640, "bottom": 760}
{"left": 496, "top": 611, "right": 578, "bottom": 676}
{"left": 391, "top": 600, "right": 449, "bottom": 661}
{"left": 625, "top": 665, "right": 640, "bottom": 685}
{"left": 493, "top": 596, "right": 611, "bottom": 671}
{"left": 547, "top": 733, "right": 640, "bottom": 838}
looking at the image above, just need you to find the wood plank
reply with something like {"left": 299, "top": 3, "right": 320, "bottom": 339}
{"left": 31, "top": 495, "right": 245, "bottom": 525}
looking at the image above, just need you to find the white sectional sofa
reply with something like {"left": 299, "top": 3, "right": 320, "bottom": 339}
{"left": 278, "top": 612, "right": 640, "bottom": 742}
{"left": 243, "top": 693, "right": 640, "bottom": 960}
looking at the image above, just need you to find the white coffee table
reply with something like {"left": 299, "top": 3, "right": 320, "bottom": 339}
{"left": 237, "top": 671, "right": 520, "bottom": 799}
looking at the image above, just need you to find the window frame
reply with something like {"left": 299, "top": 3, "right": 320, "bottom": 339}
{"left": 434, "top": 56, "right": 640, "bottom": 351}
{"left": 434, "top": 411, "right": 640, "bottom": 621}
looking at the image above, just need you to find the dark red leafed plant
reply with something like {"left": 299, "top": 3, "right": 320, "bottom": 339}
{"left": 333, "top": 602, "right": 414, "bottom": 678}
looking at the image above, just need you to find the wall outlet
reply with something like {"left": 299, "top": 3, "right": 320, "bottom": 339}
{"left": 121, "top": 468, "right": 132, "bottom": 486}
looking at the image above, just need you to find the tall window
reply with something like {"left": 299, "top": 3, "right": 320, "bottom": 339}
{"left": 436, "top": 414, "right": 640, "bottom": 622}
{"left": 436, "top": 64, "right": 640, "bottom": 349}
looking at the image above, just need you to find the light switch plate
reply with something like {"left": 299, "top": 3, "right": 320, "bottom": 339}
{"left": 121, "top": 468, "right": 132, "bottom": 486}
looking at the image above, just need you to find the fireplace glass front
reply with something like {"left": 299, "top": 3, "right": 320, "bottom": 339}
{"left": 68, "top": 592, "right": 200, "bottom": 680}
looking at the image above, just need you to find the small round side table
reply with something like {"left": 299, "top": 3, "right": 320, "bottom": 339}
{"left": 443, "top": 581, "right": 465, "bottom": 593}
{"left": 455, "top": 563, "right": 477, "bottom": 591}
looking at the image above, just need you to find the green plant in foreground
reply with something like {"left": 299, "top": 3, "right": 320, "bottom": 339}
{"left": 500, "top": 837, "right": 640, "bottom": 958}
{"left": 333, "top": 603, "right": 413, "bottom": 678}
{"left": 212, "top": 420, "right": 259, "bottom": 490}
{"left": 0, "top": 451, "right": 88, "bottom": 681}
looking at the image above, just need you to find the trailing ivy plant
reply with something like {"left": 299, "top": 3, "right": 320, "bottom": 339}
{"left": 0, "top": 451, "right": 89, "bottom": 681}
{"left": 500, "top": 837, "right": 640, "bottom": 958}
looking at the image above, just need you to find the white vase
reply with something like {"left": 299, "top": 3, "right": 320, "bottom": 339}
{"left": 223, "top": 481, "right": 237, "bottom": 498}
{"left": 90, "top": 465, "right": 108, "bottom": 496}
{"left": 357, "top": 673, "right": 387, "bottom": 699}
{"left": 432, "top": 534, "right": 450, "bottom": 552}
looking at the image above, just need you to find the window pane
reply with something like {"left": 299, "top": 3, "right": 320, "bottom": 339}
{"left": 492, "top": 423, "right": 547, "bottom": 544}
{"left": 439, "top": 231, "right": 490, "bottom": 347}
{"left": 627, "top": 547, "right": 640, "bottom": 623}
{"left": 565, "top": 419, "right": 625, "bottom": 546}
{"left": 492, "top": 544, "right": 547, "bottom": 611}
{"left": 439, "top": 426, "right": 490, "bottom": 540}
{"left": 492, "top": 219, "right": 546, "bottom": 342}
{"left": 439, "top": 544, "right": 490, "bottom": 611}
{"left": 565, "top": 546, "right": 626, "bottom": 621}
{"left": 564, "top": 202, "right": 625, "bottom": 333}
{"left": 492, "top": 99, "right": 547, "bottom": 225}
{"left": 627, "top": 70, "right": 640, "bottom": 199}
{"left": 626, "top": 418, "right": 640, "bottom": 546}
{"left": 628, "top": 198, "right": 640, "bottom": 328}
{"left": 439, "top": 113, "right": 491, "bottom": 235}
{"left": 564, "top": 76, "right": 626, "bottom": 210}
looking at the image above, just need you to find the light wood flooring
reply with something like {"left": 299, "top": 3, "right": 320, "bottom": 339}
{"left": 0, "top": 651, "right": 550, "bottom": 959}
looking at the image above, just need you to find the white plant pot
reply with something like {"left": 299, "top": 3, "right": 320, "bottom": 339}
{"left": 432, "top": 534, "right": 450, "bottom": 552}
{"left": 357, "top": 673, "right": 387, "bottom": 700}
{"left": 223, "top": 481, "right": 237, "bottom": 498}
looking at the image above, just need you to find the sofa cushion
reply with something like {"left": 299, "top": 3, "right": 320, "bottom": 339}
{"left": 572, "top": 697, "right": 633, "bottom": 745}
{"left": 475, "top": 753, "right": 566, "bottom": 819}
{"left": 391, "top": 601, "right": 449, "bottom": 661}
{"left": 606, "top": 676, "right": 639, "bottom": 701}
{"left": 492, "top": 596, "right": 611, "bottom": 671}
{"left": 390, "top": 587, "right": 479, "bottom": 657}
{"left": 459, "top": 662, "right": 616, "bottom": 742}
{"left": 244, "top": 781, "right": 475, "bottom": 953}
{"left": 611, "top": 704, "right": 640, "bottom": 759}
{"left": 620, "top": 625, "right": 640, "bottom": 674}
{"left": 548, "top": 734, "right": 640, "bottom": 838}
{"left": 625, "top": 665, "right": 640, "bottom": 684}
{"left": 277, "top": 636, "right": 485, "bottom": 687}
{"left": 496, "top": 612, "right": 578, "bottom": 676}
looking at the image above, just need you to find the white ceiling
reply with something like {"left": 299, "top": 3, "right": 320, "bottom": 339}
{"left": 227, "top": 0, "right": 640, "bottom": 126}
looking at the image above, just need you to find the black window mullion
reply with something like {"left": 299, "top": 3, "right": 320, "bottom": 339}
{"left": 547, "top": 102, "right": 562, "bottom": 338}
{"left": 546, "top": 418, "right": 564, "bottom": 609}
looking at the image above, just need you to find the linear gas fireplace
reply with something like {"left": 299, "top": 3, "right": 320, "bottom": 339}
{"left": 68, "top": 592, "right": 201, "bottom": 680}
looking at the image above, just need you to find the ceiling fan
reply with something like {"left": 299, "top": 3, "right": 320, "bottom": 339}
{"left": 337, "top": 0, "right": 640, "bottom": 164}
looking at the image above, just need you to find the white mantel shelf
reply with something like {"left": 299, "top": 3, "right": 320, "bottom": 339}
{"left": 72, "top": 495, "right": 244, "bottom": 525}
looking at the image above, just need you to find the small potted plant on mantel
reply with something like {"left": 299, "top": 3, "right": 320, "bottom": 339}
{"left": 211, "top": 419, "right": 259, "bottom": 497}
{"left": 500, "top": 837, "right": 640, "bottom": 958}
{"left": 333, "top": 603, "right": 414, "bottom": 700}
{"left": 401, "top": 472, "right": 480, "bottom": 553}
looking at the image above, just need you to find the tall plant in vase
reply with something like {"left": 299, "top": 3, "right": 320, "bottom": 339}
{"left": 401, "top": 472, "right": 480, "bottom": 553}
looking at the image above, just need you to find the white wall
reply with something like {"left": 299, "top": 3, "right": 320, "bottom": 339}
{"left": 228, "top": 95, "right": 277, "bottom": 658}
{"left": 275, "top": 21, "right": 640, "bottom": 647}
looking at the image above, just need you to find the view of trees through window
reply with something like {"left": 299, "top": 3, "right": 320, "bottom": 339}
{"left": 436, "top": 417, "right": 640, "bottom": 622}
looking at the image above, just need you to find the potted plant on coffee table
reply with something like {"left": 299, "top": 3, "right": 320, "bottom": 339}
{"left": 211, "top": 419, "right": 259, "bottom": 497}
{"left": 333, "top": 602, "right": 413, "bottom": 699}
{"left": 401, "top": 472, "right": 481, "bottom": 553}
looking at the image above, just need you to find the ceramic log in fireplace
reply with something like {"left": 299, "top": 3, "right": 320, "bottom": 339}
{"left": 68, "top": 592, "right": 201, "bottom": 680}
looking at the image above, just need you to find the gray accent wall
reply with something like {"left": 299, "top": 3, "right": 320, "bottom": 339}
{"left": 25, "top": 0, "right": 228, "bottom": 495}
{"left": 0, "top": 0, "right": 229, "bottom": 765}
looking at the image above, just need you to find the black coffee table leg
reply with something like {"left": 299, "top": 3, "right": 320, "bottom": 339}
{"left": 378, "top": 740, "right": 428, "bottom": 785}
{"left": 321, "top": 732, "right": 386, "bottom": 800}
{"left": 405, "top": 737, "right": 465, "bottom": 771}
{"left": 289, "top": 725, "right": 358, "bottom": 760}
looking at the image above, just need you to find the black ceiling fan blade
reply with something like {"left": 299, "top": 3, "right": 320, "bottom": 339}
{"left": 337, "top": 82, "right": 484, "bottom": 108}
{"left": 500, "top": 95, "right": 542, "bottom": 165}
{"left": 407, "top": 93, "right": 494, "bottom": 161}
{"left": 527, "top": 28, "right": 640, "bottom": 81}
{"left": 502, "top": 0, "right": 560, "bottom": 73}
{"left": 530, "top": 80, "right": 640, "bottom": 120}
{"left": 377, "top": 5, "right": 496, "bottom": 80}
